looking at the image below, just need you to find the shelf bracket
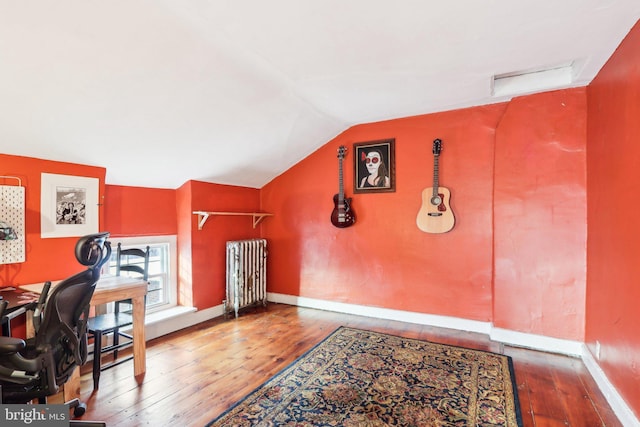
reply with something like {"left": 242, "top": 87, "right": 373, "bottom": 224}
{"left": 193, "top": 211, "right": 273, "bottom": 230}
{"left": 195, "top": 211, "right": 210, "bottom": 230}
{"left": 252, "top": 213, "right": 271, "bottom": 228}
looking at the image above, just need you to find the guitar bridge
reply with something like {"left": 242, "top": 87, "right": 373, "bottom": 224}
{"left": 428, "top": 212, "right": 443, "bottom": 217}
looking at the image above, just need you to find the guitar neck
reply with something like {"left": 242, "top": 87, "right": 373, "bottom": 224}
{"left": 338, "top": 156, "right": 344, "bottom": 202}
{"left": 432, "top": 155, "right": 440, "bottom": 196}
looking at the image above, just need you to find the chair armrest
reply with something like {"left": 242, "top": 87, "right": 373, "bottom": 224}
{"left": 0, "top": 336, "right": 26, "bottom": 354}
{"left": 0, "top": 299, "right": 27, "bottom": 355}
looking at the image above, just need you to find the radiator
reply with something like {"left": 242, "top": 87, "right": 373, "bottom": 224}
{"left": 224, "top": 238, "right": 268, "bottom": 318}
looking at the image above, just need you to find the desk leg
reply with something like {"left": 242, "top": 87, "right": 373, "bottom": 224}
{"left": 132, "top": 295, "right": 146, "bottom": 382}
{"left": 26, "top": 314, "right": 34, "bottom": 338}
{"left": 63, "top": 368, "right": 80, "bottom": 402}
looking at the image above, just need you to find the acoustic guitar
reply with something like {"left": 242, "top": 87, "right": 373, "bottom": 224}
{"left": 331, "top": 146, "right": 356, "bottom": 228}
{"left": 416, "top": 139, "right": 455, "bottom": 233}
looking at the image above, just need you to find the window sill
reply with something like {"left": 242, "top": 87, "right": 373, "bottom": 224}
{"left": 145, "top": 305, "right": 196, "bottom": 326}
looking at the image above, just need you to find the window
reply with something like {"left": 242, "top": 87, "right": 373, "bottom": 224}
{"left": 106, "top": 235, "right": 177, "bottom": 313}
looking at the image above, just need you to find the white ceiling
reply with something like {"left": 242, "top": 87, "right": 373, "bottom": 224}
{"left": 1, "top": 1, "right": 639, "bottom": 189}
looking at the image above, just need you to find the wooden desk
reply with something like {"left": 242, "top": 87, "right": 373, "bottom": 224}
{"left": 20, "top": 275, "right": 147, "bottom": 398}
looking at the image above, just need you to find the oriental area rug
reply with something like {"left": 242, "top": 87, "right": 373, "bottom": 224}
{"left": 207, "top": 327, "right": 523, "bottom": 426}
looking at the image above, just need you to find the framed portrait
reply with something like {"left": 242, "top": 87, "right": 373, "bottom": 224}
{"left": 41, "top": 173, "right": 99, "bottom": 238}
{"left": 353, "top": 138, "right": 395, "bottom": 193}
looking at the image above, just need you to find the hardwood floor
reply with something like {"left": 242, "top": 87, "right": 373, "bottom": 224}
{"left": 73, "top": 303, "right": 622, "bottom": 426}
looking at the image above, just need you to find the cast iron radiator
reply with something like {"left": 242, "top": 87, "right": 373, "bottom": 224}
{"left": 224, "top": 238, "right": 268, "bottom": 318}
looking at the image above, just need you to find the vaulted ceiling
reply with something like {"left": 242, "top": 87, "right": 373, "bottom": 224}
{"left": 1, "top": 1, "right": 639, "bottom": 189}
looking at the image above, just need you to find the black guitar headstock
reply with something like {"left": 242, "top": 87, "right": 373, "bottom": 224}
{"left": 337, "top": 145, "right": 347, "bottom": 159}
{"left": 432, "top": 139, "right": 442, "bottom": 156}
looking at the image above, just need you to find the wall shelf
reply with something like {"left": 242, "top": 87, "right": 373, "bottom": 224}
{"left": 193, "top": 211, "right": 273, "bottom": 230}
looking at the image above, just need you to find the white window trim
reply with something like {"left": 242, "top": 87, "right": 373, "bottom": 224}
{"left": 106, "top": 235, "right": 178, "bottom": 312}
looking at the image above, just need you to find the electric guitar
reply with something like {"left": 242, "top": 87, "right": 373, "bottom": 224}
{"left": 331, "top": 146, "right": 356, "bottom": 228}
{"left": 417, "top": 139, "right": 455, "bottom": 233}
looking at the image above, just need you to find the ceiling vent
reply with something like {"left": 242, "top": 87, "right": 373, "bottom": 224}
{"left": 492, "top": 62, "right": 574, "bottom": 98}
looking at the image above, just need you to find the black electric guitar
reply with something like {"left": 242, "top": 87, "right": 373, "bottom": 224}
{"left": 417, "top": 138, "right": 455, "bottom": 233}
{"left": 331, "top": 146, "right": 356, "bottom": 228}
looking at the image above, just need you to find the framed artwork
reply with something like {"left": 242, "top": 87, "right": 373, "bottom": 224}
{"left": 353, "top": 138, "right": 395, "bottom": 193}
{"left": 41, "top": 173, "right": 99, "bottom": 238}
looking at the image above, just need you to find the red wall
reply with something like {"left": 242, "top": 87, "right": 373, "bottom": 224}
{"left": 0, "top": 154, "right": 105, "bottom": 337}
{"left": 0, "top": 155, "right": 259, "bottom": 320}
{"left": 262, "top": 92, "right": 587, "bottom": 341}
{"left": 586, "top": 19, "right": 640, "bottom": 418}
{"left": 494, "top": 89, "right": 587, "bottom": 340}
{"left": 105, "top": 180, "right": 262, "bottom": 311}
{"left": 262, "top": 106, "right": 501, "bottom": 319}
{"left": 179, "top": 180, "right": 261, "bottom": 310}
{"left": 103, "top": 185, "right": 177, "bottom": 237}
{"left": 176, "top": 182, "right": 193, "bottom": 307}
{"left": 0, "top": 154, "right": 106, "bottom": 287}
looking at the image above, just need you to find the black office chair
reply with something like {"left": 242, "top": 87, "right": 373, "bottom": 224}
{"left": 87, "top": 243, "right": 149, "bottom": 389}
{"left": 0, "top": 232, "right": 111, "bottom": 426}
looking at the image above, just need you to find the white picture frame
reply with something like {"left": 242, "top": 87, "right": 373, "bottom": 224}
{"left": 41, "top": 173, "right": 99, "bottom": 238}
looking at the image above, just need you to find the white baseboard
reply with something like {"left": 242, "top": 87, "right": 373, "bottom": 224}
{"left": 267, "top": 292, "right": 639, "bottom": 426}
{"left": 144, "top": 304, "right": 223, "bottom": 341}
{"left": 267, "top": 292, "right": 492, "bottom": 335}
{"left": 582, "top": 344, "right": 640, "bottom": 427}
{"left": 268, "top": 293, "right": 583, "bottom": 355}
{"left": 490, "top": 327, "right": 583, "bottom": 357}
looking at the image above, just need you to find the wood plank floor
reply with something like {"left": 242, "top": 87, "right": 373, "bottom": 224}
{"left": 73, "top": 303, "right": 622, "bottom": 426}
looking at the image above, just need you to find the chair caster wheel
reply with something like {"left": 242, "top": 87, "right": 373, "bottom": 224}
{"left": 73, "top": 402, "right": 86, "bottom": 417}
